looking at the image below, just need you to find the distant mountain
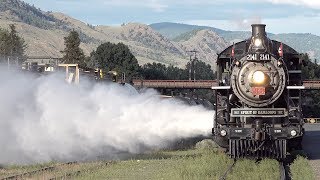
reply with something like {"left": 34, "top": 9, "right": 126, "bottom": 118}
{"left": 150, "top": 22, "right": 320, "bottom": 60}
{"left": 150, "top": 22, "right": 227, "bottom": 40}
{"left": 269, "top": 33, "right": 320, "bottom": 60}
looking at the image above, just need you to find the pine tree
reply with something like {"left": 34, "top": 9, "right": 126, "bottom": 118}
{"left": 0, "top": 28, "right": 10, "bottom": 57}
{"left": 9, "top": 24, "right": 26, "bottom": 59}
{"left": 0, "top": 24, "right": 26, "bottom": 64}
{"left": 61, "top": 30, "right": 86, "bottom": 67}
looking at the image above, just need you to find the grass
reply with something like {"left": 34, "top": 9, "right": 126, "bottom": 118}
{"left": 176, "top": 149, "right": 232, "bottom": 180}
{"left": 290, "top": 156, "right": 316, "bottom": 180}
{"left": 227, "top": 158, "right": 280, "bottom": 180}
{"left": 0, "top": 146, "right": 316, "bottom": 180}
{"left": 77, "top": 148, "right": 281, "bottom": 180}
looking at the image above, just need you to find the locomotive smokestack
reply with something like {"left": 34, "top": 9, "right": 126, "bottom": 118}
{"left": 251, "top": 24, "right": 266, "bottom": 37}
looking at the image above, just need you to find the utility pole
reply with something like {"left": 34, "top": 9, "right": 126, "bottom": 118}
{"left": 186, "top": 50, "right": 198, "bottom": 101}
{"left": 187, "top": 50, "right": 198, "bottom": 81}
{"left": 189, "top": 54, "right": 192, "bottom": 81}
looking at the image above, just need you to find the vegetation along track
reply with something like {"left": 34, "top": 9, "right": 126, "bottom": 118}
{"left": 219, "top": 158, "right": 292, "bottom": 180}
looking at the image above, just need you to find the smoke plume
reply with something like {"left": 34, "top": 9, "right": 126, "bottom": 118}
{"left": 231, "top": 16, "right": 262, "bottom": 30}
{"left": 0, "top": 68, "right": 213, "bottom": 164}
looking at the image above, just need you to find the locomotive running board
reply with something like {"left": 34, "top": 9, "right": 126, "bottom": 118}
{"left": 212, "top": 86, "right": 306, "bottom": 90}
{"left": 211, "top": 86, "right": 231, "bottom": 90}
{"left": 287, "top": 86, "right": 305, "bottom": 89}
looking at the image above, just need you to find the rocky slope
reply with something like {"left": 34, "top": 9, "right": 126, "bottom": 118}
{"left": 178, "top": 29, "right": 228, "bottom": 70}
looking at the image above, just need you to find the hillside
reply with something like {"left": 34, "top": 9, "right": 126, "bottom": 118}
{"left": 0, "top": 0, "right": 60, "bottom": 29}
{"left": 94, "top": 23, "right": 188, "bottom": 66}
{"left": 0, "top": 1, "right": 230, "bottom": 68}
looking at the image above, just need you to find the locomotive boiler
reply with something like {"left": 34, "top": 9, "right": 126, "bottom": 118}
{"left": 212, "top": 24, "right": 304, "bottom": 159}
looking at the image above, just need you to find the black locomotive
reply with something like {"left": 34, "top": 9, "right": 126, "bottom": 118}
{"left": 212, "top": 24, "right": 304, "bottom": 159}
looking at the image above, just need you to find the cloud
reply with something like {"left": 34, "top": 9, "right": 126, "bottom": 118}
{"left": 183, "top": 15, "right": 320, "bottom": 36}
{"left": 267, "top": 0, "right": 320, "bottom": 9}
{"left": 102, "top": 0, "right": 168, "bottom": 12}
{"left": 147, "top": 0, "right": 168, "bottom": 12}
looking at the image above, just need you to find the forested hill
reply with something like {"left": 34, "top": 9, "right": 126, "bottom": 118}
{"left": 0, "top": 0, "right": 61, "bottom": 29}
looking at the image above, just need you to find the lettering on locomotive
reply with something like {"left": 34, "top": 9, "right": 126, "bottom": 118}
{"left": 231, "top": 108, "right": 287, "bottom": 117}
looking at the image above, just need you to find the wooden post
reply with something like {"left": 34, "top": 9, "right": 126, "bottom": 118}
{"left": 75, "top": 64, "right": 80, "bottom": 84}
{"left": 66, "top": 65, "right": 69, "bottom": 81}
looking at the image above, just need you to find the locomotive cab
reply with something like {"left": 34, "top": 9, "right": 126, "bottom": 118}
{"left": 213, "top": 24, "right": 304, "bottom": 159}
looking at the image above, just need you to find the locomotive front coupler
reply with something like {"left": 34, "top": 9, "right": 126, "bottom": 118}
{"left": 254, "top": 119, "right": 266, "bottom": 141}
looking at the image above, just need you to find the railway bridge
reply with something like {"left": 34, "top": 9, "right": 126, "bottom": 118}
{"left": 132, "top": 79, "right": 320, "bottom": 90}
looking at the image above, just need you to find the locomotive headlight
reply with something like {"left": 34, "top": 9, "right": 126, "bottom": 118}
{"left": 254, "top": 38, "right": 262, "bottom": 47}
{"left": 220, "top": 129, "right": 227, "bottom": 137}
{"left": 252, "top": 71, "right": 265, "bottom": 84}
{"left": 290, "top": 130, "right": 297, "bottom": 137}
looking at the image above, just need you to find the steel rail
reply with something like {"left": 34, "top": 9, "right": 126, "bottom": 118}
{"left": 219, "top": 159, "right": 236, "bottom": 180}
{"left": 1, "top": 162, "right": 77, "bottom": 180}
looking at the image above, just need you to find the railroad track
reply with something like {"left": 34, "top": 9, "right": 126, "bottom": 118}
{"left": 219, "top": 159, "right": 236, "bottom": 180}
{"left": 1, "top": 161, "right": 77, "bottom": 180}
{"left": 279, "top": 161, "right": 291, "bottom": 180}
{"left": 1, "top": 161, "right": 116, "bottom": 180}
{"left": 48, "top": 161, "right": 115, "bottom": 180}
{"left": 219, "top": 159, "right": 291, "bottom": 180}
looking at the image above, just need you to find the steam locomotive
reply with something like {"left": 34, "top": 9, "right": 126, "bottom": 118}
{"left": 212, "top": 24, "right": 304, "bottom": 159}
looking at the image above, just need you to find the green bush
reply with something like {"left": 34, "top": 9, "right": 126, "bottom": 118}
{"left": 177, "top": 149, "right": 232, "bottom": 179}
{"left": 290, "top": 156, "right": 315, "bottom": 180}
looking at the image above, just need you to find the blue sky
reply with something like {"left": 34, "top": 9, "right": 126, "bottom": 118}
{"left": 23, "top": 0, "right": 320, "bottom": 35}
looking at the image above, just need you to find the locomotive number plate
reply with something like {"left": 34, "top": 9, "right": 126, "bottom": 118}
{"left": 251, "top": 87, "right": 265, "bottom": 95}
{"left": 247, "top": 54, "right": 270, "bottom": 61}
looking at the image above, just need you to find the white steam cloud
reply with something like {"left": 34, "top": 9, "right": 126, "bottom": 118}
{"left": 231, "top": 16, "right": 262, "bottom": 30}
{"left": 0, "top": 68, "right": 213, "bottom": 165}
